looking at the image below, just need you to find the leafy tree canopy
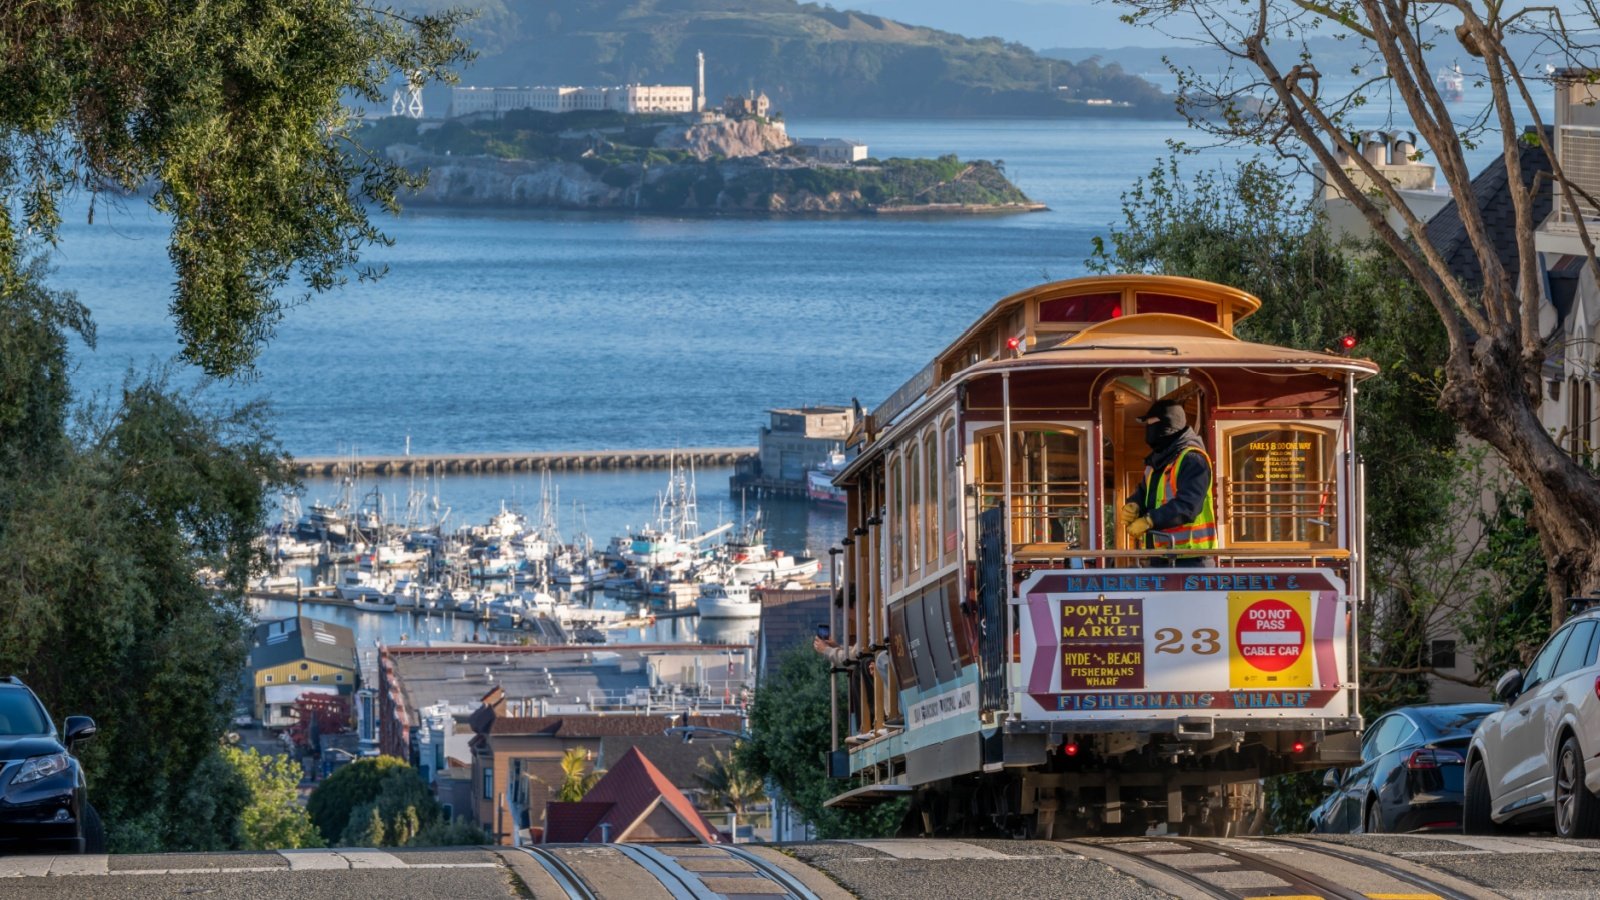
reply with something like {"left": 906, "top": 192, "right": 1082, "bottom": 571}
{"left": 741, "top": 647, "right": 902, "bottom": 838}
{"left": 1, "top": 1, "right": 470, "bottom": 377}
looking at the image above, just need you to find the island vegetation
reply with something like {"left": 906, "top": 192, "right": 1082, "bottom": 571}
{"left": 397, "top": 0, "right": 1172, "bottom": 117}
{"left": 361, "top": 111, "right": 1042, "bottom": 214}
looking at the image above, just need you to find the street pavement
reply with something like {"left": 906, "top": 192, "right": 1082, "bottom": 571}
{"left": 3, "top": 835, "right": 1600, "bottom": 898}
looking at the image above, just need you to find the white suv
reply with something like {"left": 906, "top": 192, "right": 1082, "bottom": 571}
{"left": 1465, "top": 607, "right": 1600, "bottom": 837}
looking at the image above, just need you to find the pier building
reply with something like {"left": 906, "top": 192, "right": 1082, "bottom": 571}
{"left": 730, "top": 405, "right": 856, "bottom": 497}
{"left": 248, "top": 616, "right": 357, "bottom": 726}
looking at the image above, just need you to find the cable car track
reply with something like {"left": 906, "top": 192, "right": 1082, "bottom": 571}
{"left": 519, "top": 843, "right": 820, "bottom": 900}
{"left": 1071, "top": 837, "right": 1484, "bottom": 900}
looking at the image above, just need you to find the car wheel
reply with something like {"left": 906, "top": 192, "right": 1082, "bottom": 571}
{"left": 1365, "top": 797, "right": 1384, "bottom": 834}
{"left": 81, "top": 801, "right": 106, "bottom": 854}
{"left": 1554, "top": 735, "right": 1600, "bottom": 839}
{"left": 1463, "top": 758, "right": 1499, "bottom": 835}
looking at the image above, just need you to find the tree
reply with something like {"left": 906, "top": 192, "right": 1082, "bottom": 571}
{"left": 740, "top": 648, "right": 902, "bottom": 838}
{"left": 697, "top": 744, "right": 766, "bottom": 819}
{"left": 223, "top": 745, "right": 325, "bottom": 851}
{"left": 308, "top": 755, "right": 478, "bottom": 847}
{"left": 1115, "top": 0, "right": 1600, "bottom": 621}
{"left": 0, "top": 1, "right": 470, "bottom": 377}
{"left": 556, "top": 747, "right": 602, "bottom": 803}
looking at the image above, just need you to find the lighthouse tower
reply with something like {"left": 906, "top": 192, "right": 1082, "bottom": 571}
{"left": 696, "top": 51, "right": 706, "bottom": 113}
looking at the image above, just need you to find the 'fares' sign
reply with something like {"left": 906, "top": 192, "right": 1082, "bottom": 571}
{"left": 1059, "top": 598, "right": 1145, "bottom": 690}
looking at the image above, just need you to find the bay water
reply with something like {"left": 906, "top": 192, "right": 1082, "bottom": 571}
{"left": 48, "top": 110, "right": 1508, "bottom": 644}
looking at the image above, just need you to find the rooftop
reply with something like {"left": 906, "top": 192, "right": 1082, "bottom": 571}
{"left": 251, "top": 617, "right": 356, "bottom": 673}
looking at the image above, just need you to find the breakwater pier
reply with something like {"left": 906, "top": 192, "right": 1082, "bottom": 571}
{"left": 292, "top": 446, "right": 755, "bottom": 477}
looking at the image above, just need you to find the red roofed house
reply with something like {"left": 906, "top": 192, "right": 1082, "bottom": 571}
{"left": 543, "top": 746, "right": 722, "bottom": 844}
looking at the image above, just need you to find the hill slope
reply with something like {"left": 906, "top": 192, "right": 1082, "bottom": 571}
{"left": 405, "top": 0, "right": 1172, "bottom": 116}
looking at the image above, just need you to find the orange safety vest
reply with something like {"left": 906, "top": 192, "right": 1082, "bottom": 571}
{"left": 1142, "top": 447, "right": 1217, "bottom": 551}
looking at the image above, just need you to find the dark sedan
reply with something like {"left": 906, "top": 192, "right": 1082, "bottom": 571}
{"left": 1311, "top": 702, "right": 1501, "bottom": 834}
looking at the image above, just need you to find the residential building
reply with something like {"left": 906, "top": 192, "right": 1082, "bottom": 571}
{"left": 375, "top": 643, "right": 753, "bottom": 844}
{"left": 1313, "top": 130, "right": 1453, "bottom": 241}
{"left": 793, "top": 138, "right": 868, "bottom": 164}
{"left": 247, "top": 617, "right": 357, "bottom": 727}
{"left": 542, "top": 747, "right": 722, "bottom": 844}
{"left": 723, "top": 91, "right": 772, "bottom": 119}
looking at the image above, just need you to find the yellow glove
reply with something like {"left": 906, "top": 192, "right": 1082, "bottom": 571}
{"left": 1116, "top": 502, "right": 1141, "bottom": 528}
{"left": 1127, "top": 516, "right": 1154, "bottom": 539}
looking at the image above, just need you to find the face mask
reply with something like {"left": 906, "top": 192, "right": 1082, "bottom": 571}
{"left": 1145, "top": 422, "right": 1166, "bottom": 446}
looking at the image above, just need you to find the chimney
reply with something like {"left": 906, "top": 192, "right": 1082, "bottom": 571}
{"left": 1362, "top": 131, "right": 1390, "bottom": 165}
{"left": 696, "top": 51, "right": 705, "bottom": 113}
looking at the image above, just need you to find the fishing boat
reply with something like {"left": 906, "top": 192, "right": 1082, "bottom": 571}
{"left": 732, "top": 549, "right": 821, "bottom": 585}
{"left": 806, "top": 449, "right": 848, "bottom": 505}
{"left": 696, "top": 582, "right": 761, "bottom": 619}
{"left": 337, "top": 569, "right": 394, "bottom": 607}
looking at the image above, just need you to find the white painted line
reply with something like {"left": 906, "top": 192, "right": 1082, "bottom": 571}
{"left": 850, "top": 840, "right": 1013, "bottom": 860}
{"left": 1448, "top": 836, "right": 1599, "bottom": 854}
{"left": 279, "top": 850, "right": 350, "bottom": 870}
{"left": 0, "top": 857, "right": 55, "bottom": 878}
{"left": 1397, "top": 851, "right": 1496, "bottom": 858}
{"left": 337, "top": 850, "right": 407, "bottom": 869}
{"left": 48, "top": 854, "right": 108, "bottom": 876}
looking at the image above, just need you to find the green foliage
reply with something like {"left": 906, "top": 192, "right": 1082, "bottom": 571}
{"left": 0, "top": 248, "right": 290, "bottom": 851}
{"left": 223, "top": 745, "right": 325, "bottom": 850}
{"left": 740, "top": 648, "right": 903, "bottom": 838}
{"left": 0, "top": 1, "right": 470, "bottom": 376}
{"left": 556, "top": 747, "right": 603, "bottom": 803}
{"left": 308, "top": 755, "right": 476, "bottom": 848}
{"left": 1460, "top": 485, "right": 1552, "bottom": 679}
{"left": 696, "top": 744, "right": 766, "bottom": 815}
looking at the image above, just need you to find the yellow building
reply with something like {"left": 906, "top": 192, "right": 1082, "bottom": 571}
{"left": 249, "top": 616, "right": 358, "bottom": 727}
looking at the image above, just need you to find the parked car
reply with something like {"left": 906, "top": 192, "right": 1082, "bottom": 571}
{"left": 1466, "top": 605, "right": 1600, "bottom": 837}
{"left": 0, "top": 676, "right": 100, "bottom": 853}
{"left": 1311, "top": 702, "right": 1501, "bottom": 834}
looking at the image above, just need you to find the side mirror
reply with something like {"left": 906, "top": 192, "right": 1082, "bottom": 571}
{"left": 1495, "top": 669, "right": 1524, "bottom": 703}
{"left": 1322, "top": 767, "right": 1341, "bottom": 789}
{"left": 63, "top": 715, "right": 97, "bottom": 747}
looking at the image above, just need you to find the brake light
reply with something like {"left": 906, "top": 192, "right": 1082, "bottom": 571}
{"left": 1594, "top": 675, "right": 1600, "bottom": 702}
{"left": 1292, "top": 741, "right": 1306, "bottom": 753}
{"left": 1405, "top": 747, "right": 1465, "bottom": 769}
{"left": 1064, "top": 741, "right": 1080, "bottom": 757}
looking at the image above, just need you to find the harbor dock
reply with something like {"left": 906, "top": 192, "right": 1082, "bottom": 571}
{"left": 292, "top": 446, "right": 755, "bottom": 477}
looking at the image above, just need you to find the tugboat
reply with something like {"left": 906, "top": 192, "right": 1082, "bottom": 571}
{"left": 806, "top": 449, "right": 848, "bottom": 505}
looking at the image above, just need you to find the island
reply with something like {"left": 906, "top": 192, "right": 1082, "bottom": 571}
{"left": 362, "top": 111, "right": 1045, "bottom": 215}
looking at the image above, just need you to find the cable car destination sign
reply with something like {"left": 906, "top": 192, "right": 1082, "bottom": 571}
{"left": 1017, "top": 569, "right": 1348, "bottom": 719}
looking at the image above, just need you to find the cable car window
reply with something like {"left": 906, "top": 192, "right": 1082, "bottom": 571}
{"left": 976, "top": 426, "right": 1087, "bottom": 547}
{"left": 924, "top": 431, "right": 939, "bottom": 568}
{"left": 889, "top": 457, "right": 904, "bottom": 584}
{"left": 921, "top": 583, "right": 958, "bottom": 684}
{"left": 1038, "top": 292, "right": 1121, "bottom": 323}
{"left": 1225, "top": 425, "right": 1338, "bottom": 546}
{"left": 1133, "top": 293, "right": 1219, "bottom": 323}
{"left": 887, "top": 602, "right": 918, "bottom": 691}
{"left": 943, "top": 575, "right": 976, "bottom": 666}
{"left": 900, "top": 594, "right": 939, "bottom": 691}
{"left": 908, "top": 445, "right": 922, "bottom": 576}
{"left": 942, "top": 420, "right": 959, "bottom": 559}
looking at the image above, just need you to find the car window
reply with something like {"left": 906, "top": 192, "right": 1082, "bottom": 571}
{"left": 0, "top": 688, "right": 50, "bottom": 735}
{"left": 1554, "top": 620, "right": 1599, "bottom": 679}
{"left": 1361, "top": 715, "right": 1412, "bottom": 761}
{"left": 1524, "top": 627, "right": 1574, "bottom": 693}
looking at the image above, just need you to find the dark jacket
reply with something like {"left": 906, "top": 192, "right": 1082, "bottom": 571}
{"left": 1130, "top": 430, "right": 1213, "bottom": 531}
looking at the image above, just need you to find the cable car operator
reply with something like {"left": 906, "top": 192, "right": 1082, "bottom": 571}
{"left": 1117, "top": 399, "right": 1216, "bottom": 567}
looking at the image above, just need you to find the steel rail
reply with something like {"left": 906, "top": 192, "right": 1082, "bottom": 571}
{"left": 1279, "top": 837, "right": 1481, "bottom": 900}
{"left": 519, "top": 846, "right": 599, "bottom": 900}
{"left": 721, "top": 844, "right": 822, "bottom": 899}
{"left": 612, "top": 844, "right": 716, "bottom": 900}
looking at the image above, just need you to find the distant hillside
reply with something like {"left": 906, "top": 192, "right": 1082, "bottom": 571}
{"left": 402, "top": 0, "right": 1173, "bottom": 117}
